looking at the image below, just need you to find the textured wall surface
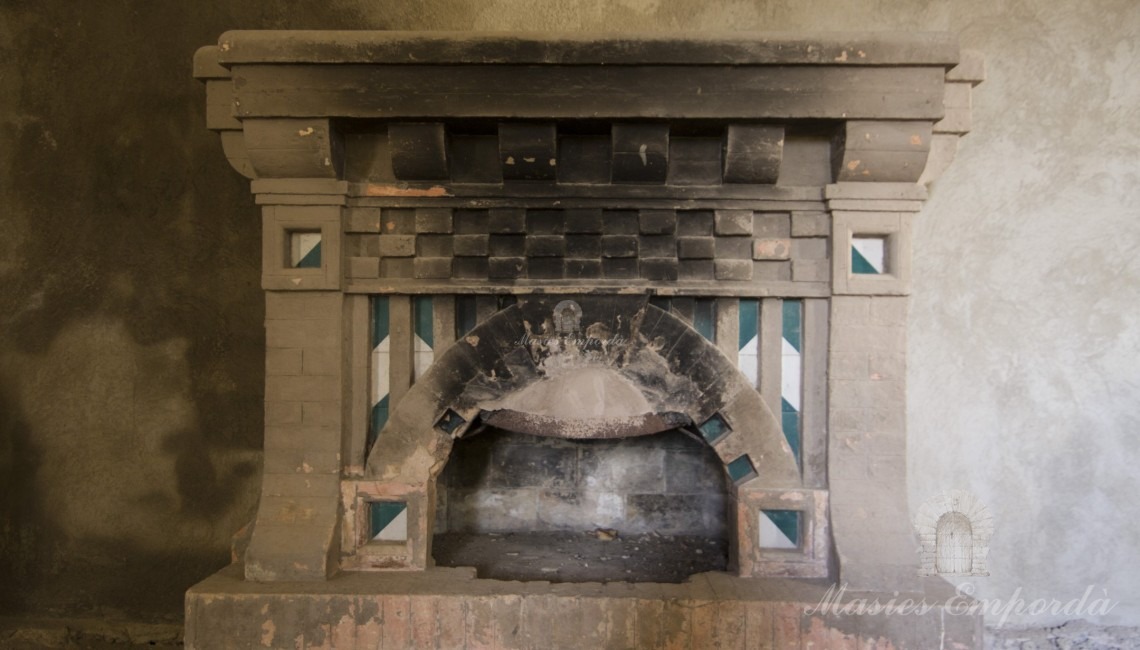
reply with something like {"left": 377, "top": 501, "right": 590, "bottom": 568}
{"left": 0, "top": 0, "right": 1136, "bottom": 629}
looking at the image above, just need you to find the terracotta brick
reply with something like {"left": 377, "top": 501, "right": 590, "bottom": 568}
{"left": 381, "top": 596, "right": 411, "bottom": 649}
{"left": 409, "top": 596, "right": 437, "bottom": 648}
{"left": 753, "top": 238, "right": 791, "bottom": 260}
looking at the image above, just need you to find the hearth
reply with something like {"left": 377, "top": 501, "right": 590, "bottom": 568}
{"left": 186, "top": 31, "right": 985, "bottom": 648}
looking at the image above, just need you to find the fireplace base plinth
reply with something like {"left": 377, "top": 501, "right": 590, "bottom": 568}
{"left": 185, "top": 566, "right": 981, "bottom": 649}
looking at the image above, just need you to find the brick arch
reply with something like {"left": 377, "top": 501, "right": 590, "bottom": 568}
{"left": 363, "top": 296, "right": 801, "bottom": 489}
{"left": 347, "top": 296, "right": 818, "bottom": 576}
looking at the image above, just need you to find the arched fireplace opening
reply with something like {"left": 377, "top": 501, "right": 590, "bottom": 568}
{"left": 432, "top": 423, "right": 729, "bottom": 583}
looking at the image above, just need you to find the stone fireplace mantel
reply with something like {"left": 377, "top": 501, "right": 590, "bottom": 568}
{"left": 187, "top": 31, "right": 984, "bottom": 648}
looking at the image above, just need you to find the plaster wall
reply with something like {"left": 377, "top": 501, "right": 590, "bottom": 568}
{"left": 0, "top": 0, "right": 1135, "bottom": 629}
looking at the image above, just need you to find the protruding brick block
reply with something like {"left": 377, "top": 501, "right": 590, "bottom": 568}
{"left": 639, "top": 209, "right": 677, "bottom": 235}
{"left": 413, "top": 257, "right": 452, "bottom": 279}
{"left": 603, "top": 257, "right": 638, "bottom": 279}
{"left": 414, "top": 208, "right": 453, "bottom": 234}
{"left": 565, "top": 259, "right": 603, "bottom": 279}
{"left": 388, "top": 123, "right": 449, "bottom": 180}
{"left": 453, "top": 234, "right": 490, "bottom": 257}
{"left": 641, "top": 258, "right": 678, "bottom": 281}
{"left": 714, "top": 210, "right": 754, "bottom": 236}
{"left": 715, "top": 259, "right": 753, "bottom": 281}
{"left": 564, "top": 208, "right": 604, "bottom": 234}
{"left": 753, "top": 239, "right": 791, "bottom": 260}
{"left": 602, "top": 235, "right": 638, "bottom": 258}
{"left": 487, "top": 208, "right": 525, "bottom": 233}
{"left": 677, "top": 236, "right": 715, "bottom": 259}
{"left": 378, "top": 235, "right": 416, "bottom": 257}
{"left": 488, "top": 257, "right": 526, "bottom": 279}
{"left": 499, "top": 123, "right": 557, "bottom": 181}
{"left": 612, "top": 124, "right": 668, "bottom": 183}
{"left": 525, "top": 235, "right": 565, "bottom": 257}
{"left": 791, "top": 211, "right": 830, "bottom": 237}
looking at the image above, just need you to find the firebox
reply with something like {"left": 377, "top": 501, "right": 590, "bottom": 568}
{"left": 186, "top": 31, "right": 985, "bottom": 648}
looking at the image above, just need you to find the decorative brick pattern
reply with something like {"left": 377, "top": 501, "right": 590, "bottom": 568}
{"left": 347, "top": 207, "right": 830, "bottom": 285}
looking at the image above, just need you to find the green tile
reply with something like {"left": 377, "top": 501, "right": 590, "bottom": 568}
{"left": 295, "top": 241, "right": 322, "bottom": 268}
{"left": 694, "top": 299, "right": 716, "bottom": 342}
{"left": 738, "top": 299, "right": 759, "bottom": 350}
{"left": 371, "top": 297, "right": 390, "bottom": 348}
{"left": 782, "top": 299, "right": 802, "bottom": 352}
{"left": 763, "top": 509, "right": 801, "bottom": 546}
{"left": 455, "top": 296, "right": 477, "bottom": 338}
{"left": 727, "top": 455, "right": 757, "bottom": 483}
{"left": 413, "top": 295, "right": 433, "bottom": 347}
{"left": 369, "top": 501, "right": 407, "bottom": 539}
{"left": 698, "top": 413, "right": 731, "bottom": 443}
{"left": 780, "top": 405, "right": 800, "bottom": 461}
{"left": 851, "top": 246, "right": 879, "bottom": 275}
{"left": 368, "top": 395, "right": 389, "bottom": 452}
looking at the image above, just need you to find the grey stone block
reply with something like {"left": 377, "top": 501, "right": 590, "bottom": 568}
{"left": 677, "top": 236, "right": 715, "bottom": 259}
{"left": 488, "top": 208, "right": 526, "bottom": 233}
{"left": 639, "top": 209, "right": 677, "bottom": 235}
{"left": 714, "top": 237, "right": 752, "bottom": 259}
{"left": 679, "top": 260, "right": 714, "bottom": 280}
{"left": 792, "top": 259, "right": 829, "bottom": 282}
{"left": 344, "top": 207, "right": 381, "bottom": 233}
{"left": 453, "top": 234, "right": 490, "bottom": 257}
{"left": 603, "top": 257, "right": 638, "bottom": 279}
{"left": 526, "top": 209, "right": 565, "bottom": 235}
{"left": 525, "top": 235, "right": 565, "bottom": 257}
{"left": 565, "top": 258, "right": 603, "bottom": 279}
{"left": 601, "top": 235, "right": 638, "bottom": 258}
{"left": 414, "top": 208, "right": 453, "bottom": 233}
{"left": 753, "top": 212, "right": 791, "bottom": 238}
{"left": 564, "top": 208, "right": 604, "bottom": 233}
{"left": 603, "top": 210, "right": 640, "bottom": 235}
{"left": 791, "top": 237, "right": 828, "bottom": 259}
{"left": 715, "top": 259, "right": 753, "bottom": 281}
{"left": 378, "top": 234, "right": 415, "bottom": 257}
{"left": 753, "top": 238, "right": 791, "bottom": 260}
{"left": 346, "top": 256, "right": 380, "bottom": 279}
{"left": 415, "top": 234, "right": 453, "bottom": 257}
{"left": 564, "top": 235, "right": 602, "bottom": 259}
{"left": 380, "top": 257, "right": 414, "bottom": 278}
{"left": 791, "top": 211, "right": 830, "bottom": 237}
{"left": 413, "top": 257, "right": 452, "bottom": 279}
{"left": 641, "top": 258, "right": 678, "bottom": 281}
{"left": 527, "top": 257, "right": 564, "bottom": 279}
{"left": 453, "top": 208, "right": 487, "bottom": 234}
{"left": 714, "top": 210, "right": 754, "bottom": 236}
{"left": 489, "top": 234, "right": 526, "bottom": 257}
{"left": 640, "top": 234, "right": 676, "bottom": 258}
{"left": 488, "top": 257, "right": 527, "bottom": 279}
{"left": 677, "top": 210, "right": 714, "bottom": 236}
{"left": 381, "top": 208, "right": 416, "bottom": 234}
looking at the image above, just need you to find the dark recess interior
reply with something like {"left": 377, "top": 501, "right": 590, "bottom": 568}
{"left": 432, "top": 427, "right": 730, "bottom": 583}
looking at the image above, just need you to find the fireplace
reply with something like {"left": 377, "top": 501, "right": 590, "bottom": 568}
{"left": 187, "top": 31, "right": 985, "bottom": 648}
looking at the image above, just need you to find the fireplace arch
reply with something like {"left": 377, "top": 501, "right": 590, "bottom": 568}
{"left": 348, "top": 296, "right": 824, "bottom": 577}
